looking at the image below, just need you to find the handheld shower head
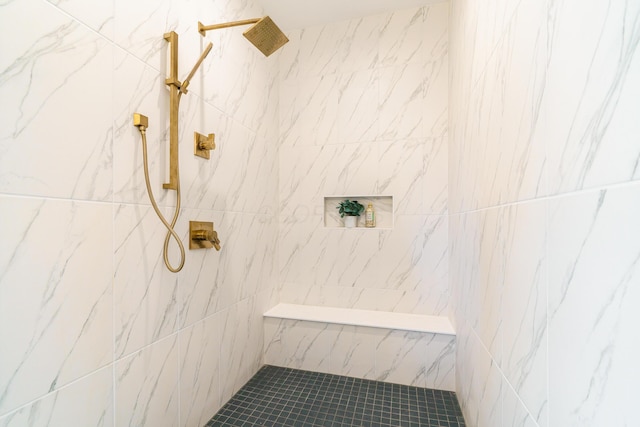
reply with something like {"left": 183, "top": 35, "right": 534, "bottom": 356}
{"left": 197, "top": 16, "right": 289, "bottom": 57}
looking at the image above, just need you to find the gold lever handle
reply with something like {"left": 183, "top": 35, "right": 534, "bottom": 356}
{"left": 189, "top": 221, "right": 221, "bottom": 251}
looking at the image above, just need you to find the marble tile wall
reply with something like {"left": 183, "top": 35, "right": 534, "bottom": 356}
{"left": 278, "top": 2, "right": 450, "bottom": 316}
{"left": 264, "top": 318, "right": 456, "bottom": 391}
{"left": 0, "top": 0, "right": 279, "bottom": 425}
{"left": 449, "top": 0, "right": 640, "bottom": 426}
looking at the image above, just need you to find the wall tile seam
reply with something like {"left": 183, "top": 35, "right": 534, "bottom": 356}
{"left": 39, "top": 0, "right": 115, "bottom": 44}
{"left": 461, "top": 318, "right": 545, "bottom": 426}
{"left": 0, "top": 193, "right": 117, "bottom": 206}
{"left": 279, "top": 136, "right": 446, "bottom": 149}
{"left": 178, "top": 295, "right": 265, "bottom": 333}
{"left": 0, "top": 363, "right": 113, "bottom": 421}
{"left": 113, "top": 201, "right": 280, "bottom": 217}
{"left": 113, "top": 330, "right": 180, "bottom": 361}
{"left": 499, "top": 355, "right": 543, "bottom": 427}
{"left": 447, "top": 178, "right": 640, "bottom": 216}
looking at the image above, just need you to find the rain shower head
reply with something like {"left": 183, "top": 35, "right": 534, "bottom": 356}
{"left": 198, "top": 16, "right": 289, "bottom": 57}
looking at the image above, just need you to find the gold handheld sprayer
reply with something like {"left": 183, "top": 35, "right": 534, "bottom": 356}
{"left": 133, "top": 32, "right": 212, "bottom": 273}
{"left": 132, "top": 16, "right": 287, "bottom": 273}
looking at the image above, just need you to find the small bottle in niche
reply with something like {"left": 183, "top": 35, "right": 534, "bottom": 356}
{"left": 365, "top": 203, "right": 376, "bottom": 228}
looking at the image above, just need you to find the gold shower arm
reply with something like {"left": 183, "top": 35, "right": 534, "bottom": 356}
{"left": 198, "top": 19, "right": 260, "bottom": 36}
{"left": 180, "top": 42, "right": 213, "bottom": 95}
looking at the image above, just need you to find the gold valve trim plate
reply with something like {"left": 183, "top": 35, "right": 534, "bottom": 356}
{"left": 189, "top": 221, "right": 221, "bottom": 251}
{"left": 194, "top": 132, "right": 215, "bottom": 159}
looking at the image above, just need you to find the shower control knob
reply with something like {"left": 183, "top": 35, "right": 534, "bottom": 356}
{"left": 194, "top": 132, "right": 215, "bottom": 159}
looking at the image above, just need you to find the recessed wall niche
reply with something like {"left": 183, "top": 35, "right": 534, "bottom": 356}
{"left": 324, "top": 196, "right": 393, "bottom": 228}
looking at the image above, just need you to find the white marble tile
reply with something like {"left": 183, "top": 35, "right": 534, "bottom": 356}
{"left": 282, "top": 215, "right": 380, "bottom": 291}
{"left": 450, "top": 208, "right": 503, "bottom": 363}
{"left": 201, "top": 212, "right": 277, "bottom": 314}
{"left": 338, "top": 14, "right": 381, "bottom": 73}
{"left": 351, "top": 288, "right": 445, "bottom": 315}
{"left": 373, "top": 215, "right": 449, "bottom": 313}
{"left": 379, "top": 64, "right": 424, "bottom": 141}
{"left": 328, "top": 325, "right": 377, "bottom": 380}
{"left": 176, "top": 209, "right": 223, "bottom": 328}
{"left": 447, "top": 0, "right": 477, "bottom": 126}
{"left": 422, "top": 58, "right": 449, "bottom": 139}
{"left": 448, "top": 58, "right": 498, "bottom": 212}
{"left": 422, "top": 136, "right": 448, "bottom": 215}
{"left": 219, "top": 297, "right": 263, "bottom": 404}
{"left": 198, "top": 27, "right": 279, "bottom": 133}
{"left": 324, "top": 227, "right": 381, "bottom": 289}
{"left": 474, "top": 208, "right": 504, "bottom": 363}
{"left": 422, "top": 2, "right": 449, "bottom": 64}
{"left": 377, "top": 140, "right": 423, "bottom": 214}
{"left": 548, "top": 185, "right": 640, "bottom": 426}
{"left": 278, "top": 284, "right": 437, "bottom": 315}
{"left": 200, "top": 49, "right": 254, "bottom": 124}
{"left": 279, "top": 74, "right": 339, "bottom": 148}
{"left": 491, "top": 0, "right": 547, "bottom": 206}
{"left": 544, "top": 0, "right": 640, "bottom": 194}
{"left": 379, "top": 7, "right": 427, "bottom": 67}
{"left": 0, "top": 197, "right": 112, "bottom": 415}
{"left": 115, "top": 335, "right": 179, "bottom": 427}
{"left": 280, "top": 213, "right": 448, "bottom": 315}
{"left": 0, "top": 0, "right": 113, "bottom": 201}
{"left": 46, "top": 0, "right": 114, "bottom": 39}
{"left": 375, "top": 330, "right": 426, "bottom": 387}
{"left": 298, "top": 21, "right": 347, "bottom": 78}
{"left": 276, "top": 320, "right": 335, "bottom": 375}
{"left": 113, "top": 50, "right": 175, "bottom": 208}
{"left": 113, "top": 0, "right": 201, "bottom": 72}
{"left": 502, "top": 380, "right": 540, "bottom": 427}
{"left": 264, "top": 318, "right": 289, "bottom": 367}
{"left": 279, "top": 144, "right": 378, "bottom": 221}
{"left": 239, "top": 133, "right": 279, "bottom": 214}
{"left": 337, "top": 70, "right": 380, "bottom": 143}
{"left": 113, "top": 203, "right": 178, "bottom": 358}
{"left": 278, "top": 29, "right": 301, "bottom": 81}
{"left": 0, "top": 366, "right": 113, "bottom": 427}
{"left": 502, "top": 201, "right": 548, "bottom": 426}
{"left": 424, "top": 333, "right": 456, "bottom": 392}
{"left": 448, "top": 211, "right": 479, "bottom": 324}
{"left": 179, "top": 313, "right": 221, "bottom": 427}
{"left": 177, "top": 100, "right": 230, "bottom": 212}
{"left": 181, "top": 114, "right": 258, "bottom": 213}
{"left": 449, "top": 0, "right": 549, "bottom": 211}
{"left": 232, "top": 57, "right": 279, "bottom": 135}
{"left": 456, "top": 323, "right": 502, "bottom": 427}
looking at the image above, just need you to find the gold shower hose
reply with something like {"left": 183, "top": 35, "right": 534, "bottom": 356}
{"left": 137, "top": 125, "right": 185, "bottom": 273}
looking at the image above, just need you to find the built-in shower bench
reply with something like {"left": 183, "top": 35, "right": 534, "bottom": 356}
{"left": 264, "top": 303, "right": 455, "bottom": 335}
{"left": 263, "top": 303, "right": 457, "bottom": 391}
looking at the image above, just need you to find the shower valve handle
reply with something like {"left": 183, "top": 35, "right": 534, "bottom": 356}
{"left": 195, "top": 132, "right": 215, "bottom": 159}
{"left": 189, "top": 221, "right": 221, "bottom": 251}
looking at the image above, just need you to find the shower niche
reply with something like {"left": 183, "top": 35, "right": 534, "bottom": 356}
{"left": 323, "top": 195, "right": 393, "bottom": 229}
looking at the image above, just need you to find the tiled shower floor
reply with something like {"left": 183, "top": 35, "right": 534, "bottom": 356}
{"left": 205, "top": 365, "right": 466, "bottom": 426}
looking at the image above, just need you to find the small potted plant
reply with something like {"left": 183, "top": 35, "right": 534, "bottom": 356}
{"left": 337, "top": 199, "right": 364, "bottom": 228}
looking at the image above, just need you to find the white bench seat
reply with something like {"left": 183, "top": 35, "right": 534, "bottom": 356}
{"left": 264, "top": 303, "right": 455, "bottom": 336}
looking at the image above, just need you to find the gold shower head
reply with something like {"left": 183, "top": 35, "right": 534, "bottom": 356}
{"left": 198, "top": 16, "right": 289, "bottom": 57}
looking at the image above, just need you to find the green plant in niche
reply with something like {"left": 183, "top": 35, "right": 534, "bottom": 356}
{"left": 337, "top": 200, "right": 365, "bottom": 217}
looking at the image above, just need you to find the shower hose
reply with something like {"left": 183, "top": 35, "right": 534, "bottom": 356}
{"left": 136, "top": 126, "right": 186, "bottom": 273}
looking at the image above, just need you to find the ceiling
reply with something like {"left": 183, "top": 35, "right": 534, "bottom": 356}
{"left": 257, "top": 0, "right": 445, "bottom": 30}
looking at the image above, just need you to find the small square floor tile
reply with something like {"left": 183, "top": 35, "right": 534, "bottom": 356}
{"left": 205, "top": 365, "right": 466, "bottom": 427}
